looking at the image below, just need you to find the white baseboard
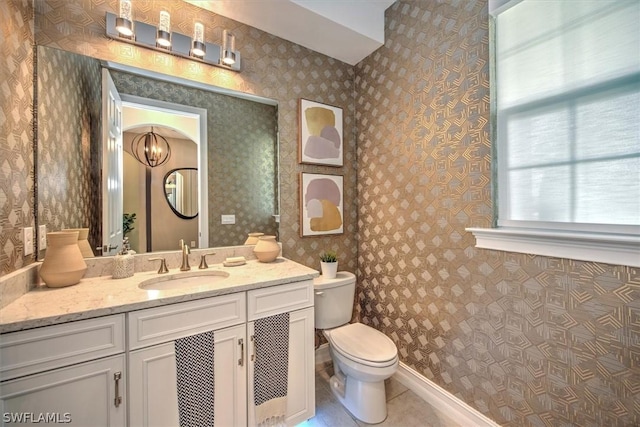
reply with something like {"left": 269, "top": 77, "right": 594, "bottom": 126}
{"left": 393, "top": 362, "right": 500, "bottom": 427}
{"left": 315, "top": 346, "right": 498, "bottom": 426}
{"left": 315, "top": 343, "right": 332, "bottom": 367}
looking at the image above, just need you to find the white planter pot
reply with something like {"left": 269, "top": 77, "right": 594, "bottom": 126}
{"left": 320, "top": 261, "right": 338, "bottom": 279}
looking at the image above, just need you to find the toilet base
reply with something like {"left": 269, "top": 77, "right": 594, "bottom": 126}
{"left": 329, "top": 371, "right": 387, "bottom": 424}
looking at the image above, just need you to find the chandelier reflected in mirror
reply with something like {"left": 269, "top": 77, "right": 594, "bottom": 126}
{"left": 131, "top": 127, "right": 172, "bottom": 167}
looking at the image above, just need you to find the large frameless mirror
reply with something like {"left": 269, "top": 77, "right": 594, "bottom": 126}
{"left": 36, "top": 45, "right": 279, "bottom": 257}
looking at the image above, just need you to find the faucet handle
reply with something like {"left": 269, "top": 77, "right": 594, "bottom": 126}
{"left": 149, "top": 257, "right": 169, "bottom": 274}
{"left": 198, "top": 252, "right": 216, "bottom": 269}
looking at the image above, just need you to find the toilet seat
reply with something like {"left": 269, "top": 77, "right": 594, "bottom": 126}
{"left": 326, "top": 323, "right": 397, "bottom": 368}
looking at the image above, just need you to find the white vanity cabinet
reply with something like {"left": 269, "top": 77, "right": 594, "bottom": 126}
{"left": 127, "top": 293, "right": 247, "bottom": 427}
{"left": 247, "top": 281, "right": 316, "bottom": 427}
{"left": 127, "top": 279, "right": 315, "bottom": 427}
{"left": 0, "top": 315, "right": 126, "bottom": 426}
{"left": 128, "top": 324, "right": 247, "bottom": 427}
{"left": 0, "top": 276, "right": 316, "bottom": 427}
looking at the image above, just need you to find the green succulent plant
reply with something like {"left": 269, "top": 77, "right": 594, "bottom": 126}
{"left": 319, "top": 250, "right": 337, "bottom": 263}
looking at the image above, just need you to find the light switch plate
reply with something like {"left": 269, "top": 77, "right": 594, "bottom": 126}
{"left": 39, "top": 225, "right": 47, "bottom": 250}
{"left": 221, "top": 214, "right": 236, "bottom": 225}
{"left": 23, "top": 227, "right": 34, "bottom": 255}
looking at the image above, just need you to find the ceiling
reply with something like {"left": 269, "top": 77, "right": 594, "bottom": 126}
{"left": 126, "top": 126, "right": 192, "bottom": 141}
{"left": 185, "top": 0, "right": 397, "bottom": 65}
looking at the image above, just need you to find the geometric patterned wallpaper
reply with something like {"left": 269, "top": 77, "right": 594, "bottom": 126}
{"left": 33, "top": 0, "right": 359, "bottom": 273}
{"left": 10, "top": 0, "right": 637, "bottom": 424}
{"left": 0, "top": 0, "right": 35, "bottom": 276}
{"left": 355, "top": 1, "right": 639, "bottom": 426}
{"left": 37, "top": 46, "right": 102, "bottom": 254}
{"left": 110, "top": 70, "right": 278, "bottom": 248}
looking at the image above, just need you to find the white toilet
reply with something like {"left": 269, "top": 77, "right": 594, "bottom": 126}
{"left": 314, "top": 271, "right": 398, "bottom": 424}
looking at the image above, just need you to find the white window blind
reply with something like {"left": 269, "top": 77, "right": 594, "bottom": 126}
{"left": 494, "top": 0, "right": 640, "bottom": 234}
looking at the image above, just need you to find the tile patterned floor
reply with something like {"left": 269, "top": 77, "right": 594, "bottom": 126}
{"left": 301, "top": 365, "right": 463, "bottom": 427}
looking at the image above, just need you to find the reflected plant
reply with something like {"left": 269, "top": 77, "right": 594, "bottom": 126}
{"left": 123, "top": 213, "right": 137, "bottom": 237}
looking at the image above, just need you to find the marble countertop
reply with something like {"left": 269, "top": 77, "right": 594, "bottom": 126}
{"left": 0, "top": 258, "right": 319, "bottom": 334}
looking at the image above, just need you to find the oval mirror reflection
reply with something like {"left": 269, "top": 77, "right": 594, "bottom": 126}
{"left": 164, "top": 168, "right": 198, "bottom": 219}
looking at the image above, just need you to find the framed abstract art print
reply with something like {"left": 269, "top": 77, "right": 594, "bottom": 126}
{"left": 298, "top": 99, "right": 343, "bottom": 167}
{"left": 299, "top": 173, "right": 344, "bottom": 237}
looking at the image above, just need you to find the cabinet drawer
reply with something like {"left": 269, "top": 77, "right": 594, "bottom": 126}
{"left": 128, "top": 293, "right": 246, "bottom": 350}
{"left": 0, "top": 314, "right": 125, "bottom": 382}
{"left": 247, "top": 280, "right": 313, "bottom": 321}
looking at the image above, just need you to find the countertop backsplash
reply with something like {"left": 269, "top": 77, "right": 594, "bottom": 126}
{"left": 0, "top": 264, "right": 40, "bottom": 310}
{"left": 0, "top": 244, "right": 278, "bottom": 310}
{"left": 83, "top": 245, "right": 264, "bottom": 278}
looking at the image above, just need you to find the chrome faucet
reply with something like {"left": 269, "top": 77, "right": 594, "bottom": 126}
{"left": 180, "top": 239, "right": 191, "bottom": 271}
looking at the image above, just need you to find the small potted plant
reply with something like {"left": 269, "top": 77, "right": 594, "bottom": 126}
{"left": 319, "top": 250, "right": 338, "bottom": 279}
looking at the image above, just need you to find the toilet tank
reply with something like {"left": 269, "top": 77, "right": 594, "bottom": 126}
{"left": 313, "top": 271, "right": 356, "bottom": 329}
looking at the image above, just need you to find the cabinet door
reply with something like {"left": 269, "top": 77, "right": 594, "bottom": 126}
{"left": 213, "top": 323, "right": 247, "bottom": 427}
{"left": 0, "top": 355, "right": 125, "bottom": 427}
{"left": 248, "top": 307, "right": 315, "bottom": 427}
{"left": 286, "top": 307, "right": 316, "bottom": 425}
{"left": 127, "top": 341, "right": 178, "bottom": 427}
{"left": 128, "top": 324, "right": 247, "bottom": 427}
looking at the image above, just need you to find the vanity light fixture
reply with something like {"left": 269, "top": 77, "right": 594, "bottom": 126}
{"left": 191, "top": 22, "right": 206, "bottom": 58}
{"left": 156, "top": 11, "right": 171, "bottom": 48}
{"left": 105, "top": 9, "right": 241, "bottom": 71}
{"left": 115, "top": 0, "right": 134, "bottom": 38}
{"left": 131, "top": 127, "right": 172, "bottom": 168}
{"left": 221, "top": 30, "right": 236, "bottom": 65}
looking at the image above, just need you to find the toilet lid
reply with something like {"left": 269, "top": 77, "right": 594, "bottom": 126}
{"left": 328, "top": 323, "right": 397, "bottom": 364}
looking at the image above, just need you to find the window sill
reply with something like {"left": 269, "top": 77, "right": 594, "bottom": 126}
{"left": 466, "top": 227, "right": 640, "bottom": 267}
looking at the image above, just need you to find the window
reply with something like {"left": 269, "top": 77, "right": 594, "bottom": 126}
{"left": 468, "top": 0, "right": 640, "bottom": 266}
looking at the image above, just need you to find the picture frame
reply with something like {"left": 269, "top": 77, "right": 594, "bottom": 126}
{"left": 299, "top": 172, "right": 344, "bottom": 237}
{"left": 298, "top": 98, "right": 343, "bottom": 167}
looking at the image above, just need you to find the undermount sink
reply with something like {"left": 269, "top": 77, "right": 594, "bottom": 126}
{"left": 138, "top": 270, "right": 230, "bottom": 291}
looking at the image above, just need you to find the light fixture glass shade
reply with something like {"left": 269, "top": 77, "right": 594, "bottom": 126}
{"left": 119, "top": 0, "right": 132, "bottom": 20}
{"left": 191, "top": 22, "right": 206, "bottom": 57}
{"left": 116, "top": 0, "right": 134, "bottom": 37}
{"left": 194, "top": 22, "right": 204, "bottom": 43}
{"left": 131, "top": 128, "right": 172, "bottom": 168}
{"left": 156, "top": 10, "right": 171, "bottom": 48}
{"left": 221, "top": 29, "right": 236, "bottom": 65}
